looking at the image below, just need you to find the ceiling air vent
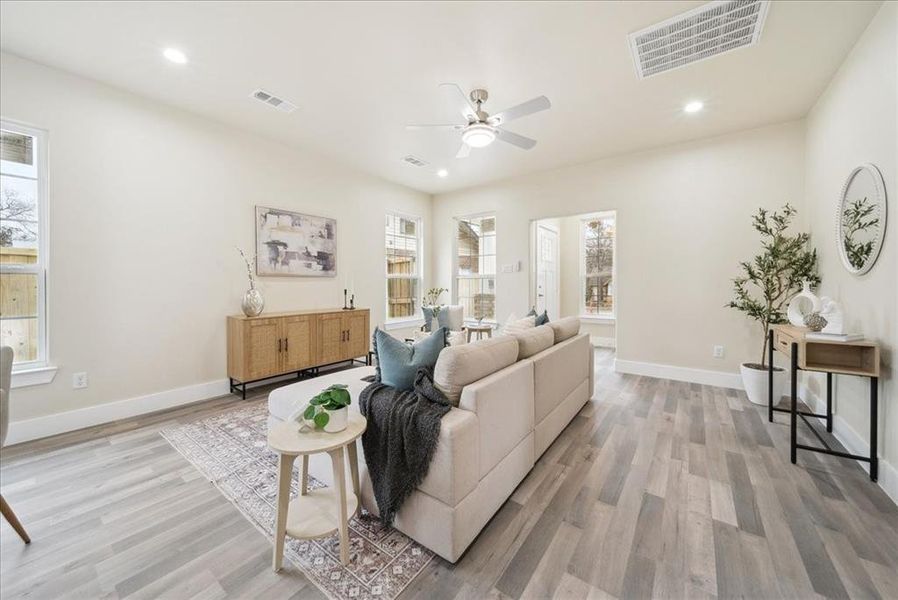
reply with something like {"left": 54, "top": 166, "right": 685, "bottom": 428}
{"left": 402, "top": 155, "right": 429, "bottom": 168}
{"left": 628, "top": 0, "right": 770, "bottom": 79}
{"left": 250, "top": 89, "right": 298, "bottom": 113}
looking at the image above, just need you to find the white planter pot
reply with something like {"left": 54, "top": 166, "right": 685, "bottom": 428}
{"left": 323, "top": 407, "right": 348, "bottom": 433}
{"left": 740, "top": 363, "right": 787, "bottom": 406}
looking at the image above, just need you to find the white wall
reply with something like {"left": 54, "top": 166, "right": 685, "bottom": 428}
{"left": 801, "top": 3, "right": 897, "bottom": 493}
{"left": 433, "top": 121, "right": 806, "bottom": 381}
{"left": 0, "top": 52, "right": 431, "bottom": 427}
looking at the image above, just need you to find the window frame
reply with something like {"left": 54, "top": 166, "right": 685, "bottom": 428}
{"left": 578, "top": 210, "right": 616, "bottom": 322}
{"left": 453, "top": 212, "right": 497, "bottom": 325}
{"left": 384, "top": 211, "right": 424, "bottom": 329}
{"left": 0, "top": 119, "right": 52, "bottom": 382}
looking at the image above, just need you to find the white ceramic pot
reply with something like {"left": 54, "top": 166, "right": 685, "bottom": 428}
{"left": 324, "top": 407, "right": 348, "bottom": 433}
{"left": 740, "top": 362, "right": 787, "bottom": 406}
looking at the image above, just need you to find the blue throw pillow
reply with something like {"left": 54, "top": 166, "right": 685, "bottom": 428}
{"left": 373, "top": 327, "right": 447, "bottom": 390}
{"left": 422, "top": 306, "right": 436, "bottom": 332}
{"left": 527, "top": 308, "right": 550, "bottom": 326}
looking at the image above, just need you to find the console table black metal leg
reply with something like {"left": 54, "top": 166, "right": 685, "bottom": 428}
{"left": 768, "top": 329, "right": 774, "bottom": 422}
{"left": 790, "top": 342, "right": 798, "bottom": 465}
{"left": 871, "top": 377, "right": 878, "bottom": 482}
{"left": 826, "top": 372, "right": 833, "bottom": 433}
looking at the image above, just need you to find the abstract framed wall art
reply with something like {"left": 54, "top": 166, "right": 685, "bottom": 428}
{"left": 255, "top": 206, "right": 336, "bottom": 277}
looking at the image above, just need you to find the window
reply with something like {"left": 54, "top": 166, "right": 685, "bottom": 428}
{"left": 385, "top": 213, "right": 422, "bottom": 322}
{"left": 580, "top": 212, "right": 615, "bottom": 319}
{"left": 1, "top": 121, "right": 49, "bottom": 370}
{"left": 455, "top": 215, "right": 496, "bottom": 322}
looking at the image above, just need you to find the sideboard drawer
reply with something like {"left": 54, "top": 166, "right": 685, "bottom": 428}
{"left": 774, "top": 328, "right": 796, "bottom": 355}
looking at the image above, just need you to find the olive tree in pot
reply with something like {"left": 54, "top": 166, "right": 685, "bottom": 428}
{"left": 727, "top": 204, "right": 819, "bottom": 405}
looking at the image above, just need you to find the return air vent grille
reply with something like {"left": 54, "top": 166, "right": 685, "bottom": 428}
{"left": 402, "top": 155, "right": 429, "bottom": 168}
{"left": 250, "top": 89, "right": 298, "bottom": 113}
{"left": 628, "top": 0, "right": 769, "bottom": 79}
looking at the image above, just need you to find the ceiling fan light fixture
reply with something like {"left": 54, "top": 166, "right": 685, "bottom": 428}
{"left": 461, "top": 124, "right": 497, "bottom": 148}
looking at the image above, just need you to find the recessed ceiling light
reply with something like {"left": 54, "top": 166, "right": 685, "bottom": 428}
{"left": 163, "top": 48, "right": 188, "bottom": 64}
{"left": 684, "top": 101, "right": 704, "bottom": 114}
{"left": 437, "top": 169, "right": 448, "bottom": 178}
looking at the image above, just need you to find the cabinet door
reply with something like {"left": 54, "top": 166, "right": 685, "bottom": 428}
{"left": 245, "top": 318, "right": 282, "bottom": 380}
{"left": 317, "top": 313, "right": 345, "bottom": 365}
{"left": 282, "top": 315, "right": 314, "bottom": 372}
{"left": 344, "top": 311, "right": 369, "bottom": 360}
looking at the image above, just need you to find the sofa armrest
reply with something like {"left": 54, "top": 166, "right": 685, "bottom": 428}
{"left": 458, "top": 359, "right": 534, "bottom": 478}
{"left": 417, "top": 407, "right": 479, "bottom": 506}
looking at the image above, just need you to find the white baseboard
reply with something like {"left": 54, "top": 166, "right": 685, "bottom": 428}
{"left": 6, "top": 378, "right": 231, "bottom": 446}
{"left": 614, "top": 359, "right": 743, "bottom": 390}
{"left": 590, "top": 336, "right": 616, "bottom": 348}
{"left": 799, "top": 385, "right": 898, "bottom": 506}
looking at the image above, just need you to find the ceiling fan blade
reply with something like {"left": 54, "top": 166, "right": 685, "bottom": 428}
{"left": 488, "top": 96, "right": 551, "bottom": 126}
{"left": 456, "top": 143, "right": 471, "bottom": 159}
{"left": 406, "top": 123, "right": 463, "bottom": 130}
{"left": 439, "top": 83, "right": 478, "bottom": 122}
{"left": 496, "top": 128, "right": 537, "bottom": 150}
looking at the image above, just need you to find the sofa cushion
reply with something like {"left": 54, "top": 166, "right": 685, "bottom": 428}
{"left": 548, "top": 316, "right": 580, "bottom": 343}
{"left": 374, "top": 327, "right": 447, "bottom": 390}
{"left": 434, "top": 335, "right": 519, "bottom": 406}
{"left": 436, "top": 305, "right": 464, "bottom": 331}
{"left": 512, "top": 325, "right": 555, "bottom": 360}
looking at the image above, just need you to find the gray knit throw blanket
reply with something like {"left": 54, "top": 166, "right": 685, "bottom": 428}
{"left": 358, "top": 367, "right": 450, "bottom": 525}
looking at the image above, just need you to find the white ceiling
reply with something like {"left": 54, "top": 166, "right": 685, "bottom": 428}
{"left": 0, "top": 1, "right": 882, "bottom": 194}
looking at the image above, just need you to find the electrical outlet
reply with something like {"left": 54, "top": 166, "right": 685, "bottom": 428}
{"left": 713, "top": 345, "right": 725, "bottom": 359}
{"left": 72, "top": 372, "right": 88, "bottom": 389}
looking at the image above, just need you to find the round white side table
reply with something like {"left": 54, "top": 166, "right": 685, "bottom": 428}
{"left": 267, "top": 412, "right": 367, "bottom": 570}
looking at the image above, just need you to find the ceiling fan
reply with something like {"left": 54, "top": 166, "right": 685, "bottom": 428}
{"left": 407, "top": 84, "right": 551, "bottom": 158}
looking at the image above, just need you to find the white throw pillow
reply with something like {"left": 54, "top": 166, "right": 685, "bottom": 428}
{"left": 413, "top": 328, "right": 467, "bottom": 346}
{"left": 436, "top": 305, "right": 464, "bottom": 331}
{"left": 503, "top": 314, "right": 536, "bottom": 336}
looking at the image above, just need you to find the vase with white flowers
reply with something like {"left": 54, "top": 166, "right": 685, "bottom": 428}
{"left": 236, "top": 246, "right": 264, "bottom": 317}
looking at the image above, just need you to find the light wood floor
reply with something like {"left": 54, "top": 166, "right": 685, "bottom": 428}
{"left": 2, "top": 350, "right": 896, "bottom": 599}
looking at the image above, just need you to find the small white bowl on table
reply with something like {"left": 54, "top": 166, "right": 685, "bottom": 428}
{"left": 267, "top": 411, "right": 367, "bottom": 570}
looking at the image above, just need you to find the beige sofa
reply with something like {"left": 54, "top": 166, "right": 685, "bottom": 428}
{"left": 267, "top": 316, "right": 594, "bottom": 562}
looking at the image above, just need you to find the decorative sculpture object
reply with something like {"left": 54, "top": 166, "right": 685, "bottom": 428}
{"left": 786, "top": 281, "right": 845, "bottom": 335}
{"left": 803, "top": 312, "right": 828, "bottom": 332}
{"left": 787, "top": 281, "right": 820, "bottom": 327}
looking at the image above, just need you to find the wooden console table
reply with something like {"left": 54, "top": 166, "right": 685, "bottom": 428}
{"left": 768, "top": 324, "right": 880, "bottom": 481}
{"left": 228, "top": 308, "right": 370, "bottom": 399}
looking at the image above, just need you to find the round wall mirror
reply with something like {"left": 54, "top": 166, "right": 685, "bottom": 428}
{"left": 837, "top": 163, "right": 887, "bottom": 275}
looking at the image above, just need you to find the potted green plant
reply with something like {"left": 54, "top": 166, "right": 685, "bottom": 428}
{"left": 727, "top": 204, "right": 820, "bottom": 405}
{"left": 301, "top": 384, "right": 351, "bottom": 432}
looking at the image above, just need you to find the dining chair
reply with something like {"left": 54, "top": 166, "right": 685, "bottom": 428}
{"left": 0, "top": 346, "right": 30, "bottom": 543}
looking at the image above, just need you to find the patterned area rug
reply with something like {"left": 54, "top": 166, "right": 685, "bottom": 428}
{"left": 161, "top": 402, "right": 433, "bottom": 600}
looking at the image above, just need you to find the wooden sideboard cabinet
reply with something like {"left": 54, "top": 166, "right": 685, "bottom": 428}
{"left": 227, "top": 308, "right": 370, "bottom": 398}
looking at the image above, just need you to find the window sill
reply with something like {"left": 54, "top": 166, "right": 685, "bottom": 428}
{"left": 11, "top": 365, "right": 58, "bottom": 389}
{"left": 384, "top": 318, "right": 424, "bottom": 331}
{"left": 579, "top": 315, "right": 616, "bottom": 324}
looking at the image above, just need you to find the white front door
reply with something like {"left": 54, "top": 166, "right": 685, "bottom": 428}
{"left": 536, "top": 225, "right": 559, "bottom": 319}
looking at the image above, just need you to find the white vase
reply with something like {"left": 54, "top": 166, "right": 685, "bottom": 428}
{"left": 740, "top": 362, "right": 787, "bottom": 406}
{"left": 324, "top": 407, "right": 348, "bottom": 433}
{"left": 242, "top": 288, "right": 264, "bottom": 317}
{"left": 786, "top": 281, "right": 820, "bottom": 327}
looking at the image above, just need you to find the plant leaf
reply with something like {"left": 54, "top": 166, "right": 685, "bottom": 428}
{"left": 313, "top": 412, "right": 329, "bottom": 429}
{"left": 303, "top": 405, "right": 316, "bottom": 420}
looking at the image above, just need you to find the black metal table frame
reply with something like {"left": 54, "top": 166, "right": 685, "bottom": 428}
{"left": 229, "top": 355, "right": 371, "bottom": 400}
{"left": 767, "top": 330, "right": 878, "bottom": 482}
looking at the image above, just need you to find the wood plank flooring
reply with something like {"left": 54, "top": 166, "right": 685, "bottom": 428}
{"left": 1, "top": 350, "right": 896, "bottom": 599}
